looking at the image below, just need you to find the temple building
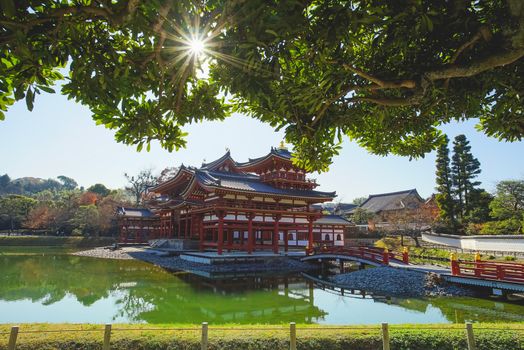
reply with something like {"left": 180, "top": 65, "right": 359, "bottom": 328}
{"left": 118, "top": 145, "right": 351, "bottom": 253}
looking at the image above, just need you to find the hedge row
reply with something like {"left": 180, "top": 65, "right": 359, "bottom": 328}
{"left": 0, "top": 324, "right": 522, "bottom": 350}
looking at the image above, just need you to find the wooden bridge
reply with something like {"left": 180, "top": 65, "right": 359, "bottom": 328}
{"left": 301, "top": 246, "right": 409, "bottom": 266}
{"left": 303, "top": 246, "right": 524, "bottom": 293}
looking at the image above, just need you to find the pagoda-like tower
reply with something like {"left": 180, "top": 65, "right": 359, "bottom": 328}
{"left": 148, "top": 146, "right": 337, "bottom": 254}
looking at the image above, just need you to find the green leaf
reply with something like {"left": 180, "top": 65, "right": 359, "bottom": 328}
{"left": 36, "top": 85, "right": 55, "bottom": 94}
{"left": 25, "top": 88, "right": 34, "bottom": 111}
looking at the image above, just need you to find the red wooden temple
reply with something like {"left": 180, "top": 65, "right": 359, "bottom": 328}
{"left": 118, "top": 146, "right": 351, "bottom": 253}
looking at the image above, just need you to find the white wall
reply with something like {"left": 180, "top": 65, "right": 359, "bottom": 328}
{"left": 422, "top": 232, "right": 524, "bottom": 253}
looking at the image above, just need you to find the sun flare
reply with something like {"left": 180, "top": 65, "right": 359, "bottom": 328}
{"left": 188, "top": 38, "right": 205, "bottom": 57}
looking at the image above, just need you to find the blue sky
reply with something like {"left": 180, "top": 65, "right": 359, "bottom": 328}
{"left": 1, "top": 90, "right": 523, "bottom": 202}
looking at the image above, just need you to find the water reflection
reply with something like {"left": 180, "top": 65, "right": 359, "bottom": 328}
{"left": 0, "top": 249, "right": 523, "bottom": 324}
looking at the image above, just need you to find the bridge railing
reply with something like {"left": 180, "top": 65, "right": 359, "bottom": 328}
{"left": 312, "top": 246, "right": 409, "bottom": 265}
{"left": 451, "top": 260, "right": 524, "bottom": 284}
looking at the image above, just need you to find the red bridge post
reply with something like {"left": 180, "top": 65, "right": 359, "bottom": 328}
{"left": 450, "top": 253, "right": 459, "bottom": 275}
{"left": 382, "top": 248, "right": 390, "bottom": 265}
{"left": 496, "top": 265, "right": 505, "bottom": 280}
{"left": 402, "top": 247, "right": 409, "bottom": 264}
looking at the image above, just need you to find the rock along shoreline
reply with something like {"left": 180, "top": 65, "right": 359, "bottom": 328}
{"left": 72, "top": 247, "right": 475, "bottom": 297}
{"left": 331, "top": 266, "right": 475, "bottom": 298}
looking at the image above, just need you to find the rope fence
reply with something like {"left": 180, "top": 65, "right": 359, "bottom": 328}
{"left": 4, "top": 322, "right": 524, "bottom": 350}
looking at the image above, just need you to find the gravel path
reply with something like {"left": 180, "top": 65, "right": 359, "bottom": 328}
{"left": 331, "top": 266, "right": 475, "bottom": 297}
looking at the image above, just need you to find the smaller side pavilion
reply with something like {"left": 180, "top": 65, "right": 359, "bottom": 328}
{"left": 116, "top": 207, "right": 159, "bottom": 243}
{"left": 314, "top": 215, "right": 352, "bottom": 247}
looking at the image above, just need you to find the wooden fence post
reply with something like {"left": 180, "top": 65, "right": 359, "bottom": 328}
{"left": 103, "top": 324, "right": 111, "bottom": 350}
{"left": 7, "top": 326, "right": 19, "bottom": 350}
{"left": 381, "top": 323, "right": 390, "bottom": 350}
{"left": 201, "top": 322, "right": 208, "bottom": 350}
{"left": 290, "top": 322, "right": 297, "bottom": 350}
{"left": 465, "top": 322, "right": 476, "bottom": 350}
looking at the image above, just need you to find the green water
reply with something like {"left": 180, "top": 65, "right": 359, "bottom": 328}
{"left": 0, "top": 247, "right": 523, "bottom": 324}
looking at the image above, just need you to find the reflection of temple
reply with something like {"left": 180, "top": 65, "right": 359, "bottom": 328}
{"left": 118, "top": 146, "right": 352, "bottom": 252}
{"left": 162, "top": 274, "right": 325, "bottom": 324}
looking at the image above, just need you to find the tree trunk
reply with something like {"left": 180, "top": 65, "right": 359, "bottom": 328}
{"left": 412, "top": 235, "right": 420, "bottom": 247}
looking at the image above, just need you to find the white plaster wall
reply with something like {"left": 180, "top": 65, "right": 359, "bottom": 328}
{"left": 422, "top": 233, "right": 524, "bottom": 253}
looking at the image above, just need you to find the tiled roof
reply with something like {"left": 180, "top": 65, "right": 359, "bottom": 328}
{"left": 315, "top": 215, "right": 353, "bottom": 226}
{"left": 196, "top": 170, "right": 335, "bottom": 199}
{"left": 236, "top": 147, "right": 292, "bottom": 167}
{"left": 358, "top": 189, "right": 423, "bottom": 213}
{"left": 200, "top": 151, "right": 237, "bottom": 171}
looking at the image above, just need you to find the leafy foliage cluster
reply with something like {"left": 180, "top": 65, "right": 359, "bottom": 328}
{"left": 481, "top": 179, "right": 524, "bottom": 234}
{"left": 435, "top": 135, "right": 523, "bottom": 234}
{"left": 0, "top": 174, "right": 132, "bottom": 235}
{"left": 0, "top": 174, "right": 77, "bottom": 195}
{"left": 1, "top": 1, "right": 523, "bottom": 171}
{"left": 0, "top": 168, "right": 172, "bottom": 235}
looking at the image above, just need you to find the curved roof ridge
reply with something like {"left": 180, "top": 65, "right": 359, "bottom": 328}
{"left": 149, "top": 166, "right": 194, "bottom": 192}
{"left": 367, "top": 188, "right": 418, "bottom": 198}
{"left": 200, "top": 150, "right": 239, "bottom": 170}
{"left": 236, "top": 148, "right": 293, "bottom": 168}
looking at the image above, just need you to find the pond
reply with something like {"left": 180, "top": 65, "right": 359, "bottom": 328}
{"left": 0, "top": 247, "right": 523, "bottom": 324}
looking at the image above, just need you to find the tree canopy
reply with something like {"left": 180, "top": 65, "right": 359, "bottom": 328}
{"left": 2, "top": 1, "right": 523, "bottom": 171}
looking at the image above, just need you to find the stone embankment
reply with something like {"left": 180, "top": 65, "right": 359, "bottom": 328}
{"left": 71, "top": 246, "right": 139, "bottom": 260}
{"left": 71, "top": 247, "right": 315, "bottom": 274}
{"left": 331, "top": 266, "right": 474, "bottom": 297}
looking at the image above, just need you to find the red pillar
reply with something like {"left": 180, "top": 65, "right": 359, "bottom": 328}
{"left": 177, "top": 213, "right": 181, "bottom": 239}
{"left": 307, "top": 218, "right": 314, "bottom": 254}
{"left": 273, "top": 215, "right": 280, "bottom": 254}
{"left": 247, "top": 214, "right": 254, "bottom": 254}
{"left": 227, "top": 228, "right": 233, "bottom": 251}
{"left": 184, "top": 209, "right": 189, "bottom": 238}
{"left": 217, "top": 212, "right": 224, "bottom": 255}
{"left": 199, "top": 216, "right": 205, "bottom": 252}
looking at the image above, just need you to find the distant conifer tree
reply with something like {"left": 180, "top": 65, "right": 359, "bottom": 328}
{"left": 451, "top": 135, "right": 481, "bottom": 220}
{"left": 435, "top": 135, "right": 456, "bottom": 227}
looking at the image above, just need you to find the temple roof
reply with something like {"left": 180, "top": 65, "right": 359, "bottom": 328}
{"left": 195, "top": 169, "right": 335, "bottom": 199}
{"left": 357, "top": 189, "right": 423, "bottom": 213}
{"left": 314, "top": 215, "right": 353, "bottom": 226}
{"left": 238, "top": 147, "right": 292, "bottom": 164}
{"left": 200, "top": 151, "right": 241, "bottom": 172}
{"left": 150, "top": 147, "right": 335, "bottom": 200}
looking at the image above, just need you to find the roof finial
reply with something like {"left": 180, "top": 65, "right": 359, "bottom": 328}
{"left": 278, "top": 141, "right": 288, "bottom": 150}
{"left": 225, "top": 147, "right": 230, "bottom": 153}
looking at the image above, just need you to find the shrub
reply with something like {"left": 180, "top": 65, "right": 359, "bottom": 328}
{"left": 0, "top": 324, "right": 522, "bottom": 350}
